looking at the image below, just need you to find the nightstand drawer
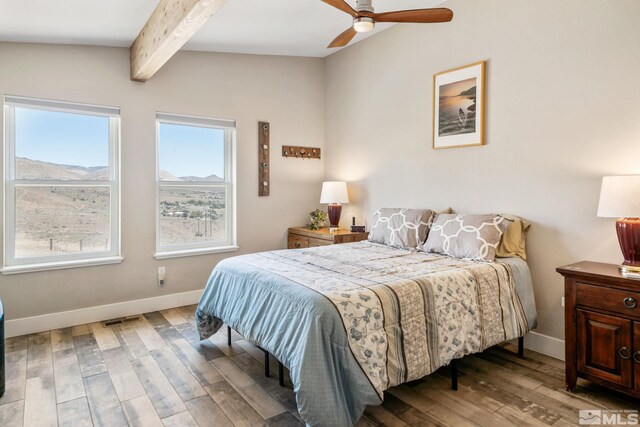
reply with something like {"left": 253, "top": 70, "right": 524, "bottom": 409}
{"left": 308, "top": 237, "right": 332, "bottom": 247}
{"left": 288, "top": 235, "right": 309, "bottom": 249}
{"left": 576, "top": 283, "right": 640, "bottom": 317}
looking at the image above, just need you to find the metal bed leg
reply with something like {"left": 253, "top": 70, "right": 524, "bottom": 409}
{"left": 518, "top": 336, "right": 524, "bottom": 358}
{"left": 227, "top": 325, "right": 232, "bottom": 346}
{"left": 264, "top": 350, "right": 270, "bottom": 377}
{"left": 278, "top": 362, "right": 285, "bottom": 387}
{"left": 450, "top": 359, "right": 458, "bottom": 391}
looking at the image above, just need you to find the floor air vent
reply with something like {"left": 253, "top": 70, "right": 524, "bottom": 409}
{"left": 103, "top": 315, "right": 141, "bottom": 327}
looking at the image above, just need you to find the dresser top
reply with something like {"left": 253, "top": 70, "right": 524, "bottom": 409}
{"left": 288, "top": 227, "right": 368, "bottom": 239}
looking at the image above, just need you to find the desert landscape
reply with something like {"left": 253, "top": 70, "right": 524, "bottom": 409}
{"left": 159, "top": 186, "right": 226, "bottom": 247}
{"left": 12, "top": 157, "right": 226, "bottom": 258}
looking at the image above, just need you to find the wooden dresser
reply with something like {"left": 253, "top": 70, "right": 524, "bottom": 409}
{"left": 557, "top": 261, "right": 640, "bottom": 398}
{"left": 287, "top": 227, "right": 369, "bottom": 249}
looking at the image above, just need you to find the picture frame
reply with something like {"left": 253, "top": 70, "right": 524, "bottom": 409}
{"left": 432, "top": 61, "right": 486, "bottom": 149}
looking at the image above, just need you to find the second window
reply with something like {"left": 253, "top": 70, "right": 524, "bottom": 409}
{"left": 156, "top": 113, "right": 236, "bottom": 256}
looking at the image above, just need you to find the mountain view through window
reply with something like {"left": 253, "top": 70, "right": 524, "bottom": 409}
{"left": 12, "top": 107, "right": 113, "bottom": 258}
{"left": 157, "top": 120, "right": 230, "bottom": 250}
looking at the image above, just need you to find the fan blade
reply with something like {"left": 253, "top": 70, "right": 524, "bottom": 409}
{"left": 322, "top": 0, "right": 358, "bottom": 17}
{"left": 328, "top": 26, "right": 357, "bottom": 48}
{"left": 374, "top": 8, "right": 453, "bottom": 23}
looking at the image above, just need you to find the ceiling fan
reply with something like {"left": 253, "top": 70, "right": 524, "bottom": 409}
{"left": 322, "top": 0, "right": 453, "bottom": 48}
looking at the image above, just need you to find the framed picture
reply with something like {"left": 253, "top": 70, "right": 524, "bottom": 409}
{"left": 432, "top": 61, "right": 485, "bottom": 149}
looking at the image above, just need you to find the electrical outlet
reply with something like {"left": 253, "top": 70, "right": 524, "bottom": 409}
{"left": 158, "top": 267, "right": 166, "bottom": 286}
{"left": 561, "top": 296, "right": 565, "bottom": 307}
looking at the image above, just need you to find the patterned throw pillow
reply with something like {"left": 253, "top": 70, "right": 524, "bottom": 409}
{"left": 422, "top": 213, "right": 508, "bottom": 261}
{"left": 368, "top": 208, "right": 435, "bottom": 249}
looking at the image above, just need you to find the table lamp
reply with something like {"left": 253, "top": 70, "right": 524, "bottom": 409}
{"left": 597, "top": 175, "right": 640, "bottom": 277}
{"left": 320, "top": 181, "right": 349, "bottom": 231}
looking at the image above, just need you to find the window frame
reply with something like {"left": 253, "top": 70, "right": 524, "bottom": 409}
{"left": 2, "top": 96, "right": 122, "bottom": 274}
{"left": 154, "top": 112, "right": 237, "bottom": 259}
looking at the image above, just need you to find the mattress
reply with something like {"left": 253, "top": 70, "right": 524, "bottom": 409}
{"left": 196, "top": 241, "right": 537, "bottom": 426}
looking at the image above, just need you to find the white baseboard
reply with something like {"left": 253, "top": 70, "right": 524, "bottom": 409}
{"left": 5, "top": 289, "right": 203, "bottom": 338}
{"left": 523, "top": 331, "right": 565, "bottom": 361}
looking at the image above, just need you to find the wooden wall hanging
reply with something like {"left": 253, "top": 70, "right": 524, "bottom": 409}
{"left": 258, "top": 121, "right": 270, "bottom": 196}
{"left": 282, "top": 146, "right": 321, "bottom": 159}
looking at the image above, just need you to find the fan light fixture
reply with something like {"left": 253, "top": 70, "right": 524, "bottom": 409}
{"left": 353, "top": 17, "right": 375, "bottom": 32}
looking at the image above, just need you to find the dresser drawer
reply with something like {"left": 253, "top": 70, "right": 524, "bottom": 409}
{"left": 288, "top": 235, "right": 309, "bottom": 249}
{"left": 308, "top": 237, "right": 332, "bottom": 247}
{"left": 576, "top": 283, "right": 640, "bottom": 317}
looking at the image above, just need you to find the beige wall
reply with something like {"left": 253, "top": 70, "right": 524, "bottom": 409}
{"left": 324, "top": 0, "right": 640, "bottom": 340}
{"left": 0, "top": 43, "right": 325, "bottom": 320}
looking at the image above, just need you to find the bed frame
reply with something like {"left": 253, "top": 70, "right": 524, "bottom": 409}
{"left": 225, "top": 325, "right": 525, "bottom": 391}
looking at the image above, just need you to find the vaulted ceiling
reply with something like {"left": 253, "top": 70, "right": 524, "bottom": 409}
{"left": 0, "top": 0, "right": 444, "bottom": 57}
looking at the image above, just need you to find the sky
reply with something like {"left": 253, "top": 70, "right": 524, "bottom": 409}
{"left": 158, "top": 122, "right": 224, "bottom": 179}
{"left": 439, "top": 77, "right": 476, "bottom": 98}
{"left": 16, "top": 107, "right": 109, "bottom": 167}
{"left": 15, "top": 107, "right": 226, "bottom": 179}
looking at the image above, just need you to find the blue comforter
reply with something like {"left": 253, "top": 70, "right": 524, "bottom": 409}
{"left": 196, "top": 244, "right": 537, "bottom": 426}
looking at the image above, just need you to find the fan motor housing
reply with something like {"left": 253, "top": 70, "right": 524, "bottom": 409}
{"left": 356, "top": 0, "right": 374, "bottom": 13}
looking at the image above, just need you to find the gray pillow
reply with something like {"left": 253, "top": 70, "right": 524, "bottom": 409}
{"left": 422, "top": 213, "right": 508, "bottom": 261}
{"left": 368, "top": 208, "right": 435, "bottom": 249}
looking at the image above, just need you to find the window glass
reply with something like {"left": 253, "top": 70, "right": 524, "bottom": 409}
{"left": 15, "top": 108, "right": 109, "bottom": 180}
{"left": 158, "top": 123, "right": 224, "bottom": 181}
{"left": 15, "top": 186, "right": 111, "bottom": 258}
{"left": 159, "top": 186, "right": 226, "bottom": 247}
{"left": 156, "top": 114, "right": 235, "bottom": 254}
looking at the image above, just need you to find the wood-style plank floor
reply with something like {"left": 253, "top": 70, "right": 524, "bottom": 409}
{"left": 1, "top": 305, "right": 637, "bottom": 427}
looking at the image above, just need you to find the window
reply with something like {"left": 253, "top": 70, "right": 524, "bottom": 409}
{"left": 3, "top": 96, "right": 121, "bottom": 273}
{"left": 155, "top": 113, "right": 236, "bottom": 258}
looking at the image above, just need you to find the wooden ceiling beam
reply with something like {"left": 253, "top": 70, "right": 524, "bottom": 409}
{"left": 130, "top": 0, "right": 227, "bottom": 82}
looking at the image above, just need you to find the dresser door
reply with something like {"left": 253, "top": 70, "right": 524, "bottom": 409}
{"left": 635, "top": 322, "right": 640, "bottom": 392}
{"left": 577, "top": 310, "right": 633, "bottom": 387}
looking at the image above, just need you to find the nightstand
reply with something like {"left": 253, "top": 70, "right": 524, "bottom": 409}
{"left": 287, "top": 227, "right": 369, "bottom": 249}
{"left": 557, "top": 261, "right": 640, "bottom": 398}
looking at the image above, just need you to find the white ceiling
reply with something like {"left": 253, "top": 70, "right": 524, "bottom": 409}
{"left": 0, "top": 0, "right": 444, "bottom": 57}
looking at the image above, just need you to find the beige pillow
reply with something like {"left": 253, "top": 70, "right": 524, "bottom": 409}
{"left": 368, "top": 208, "right": 435, "bottom": 249}
{"left": 496, "top": 215, "right": 530, "bottom": 260}
{"left": 422, "top": 213, "right": 508, "bottom": 261}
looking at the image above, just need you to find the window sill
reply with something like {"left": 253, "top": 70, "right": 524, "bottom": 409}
{"left": 1, "top": 256, "right": 124, "bottom": 275}
{"left": 154, "top": 245, "right": 239, "bottom": 260}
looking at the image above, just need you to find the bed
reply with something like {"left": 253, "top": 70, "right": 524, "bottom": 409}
{"left": 196, "top": 239, "right": 537, "bottom": 426}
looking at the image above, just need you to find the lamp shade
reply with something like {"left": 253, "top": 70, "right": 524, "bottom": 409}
{"left": 597, "top": 175, "right": 640, "bottom": 218}
{"left": 320, "top": 181, "right": 349, "bottom": 204}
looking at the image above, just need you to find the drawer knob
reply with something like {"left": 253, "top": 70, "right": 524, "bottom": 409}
{"left": 295, "top": 243, "right": 301, "bottom": 248}
{"left": 623, "top": 297, "right": 637, "bottom": 308}
{"left": 619, "top": 346, "right": 631, "bottom": 360}
{"left": 634, "top": 351, "right": 640, "bottom": 364}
